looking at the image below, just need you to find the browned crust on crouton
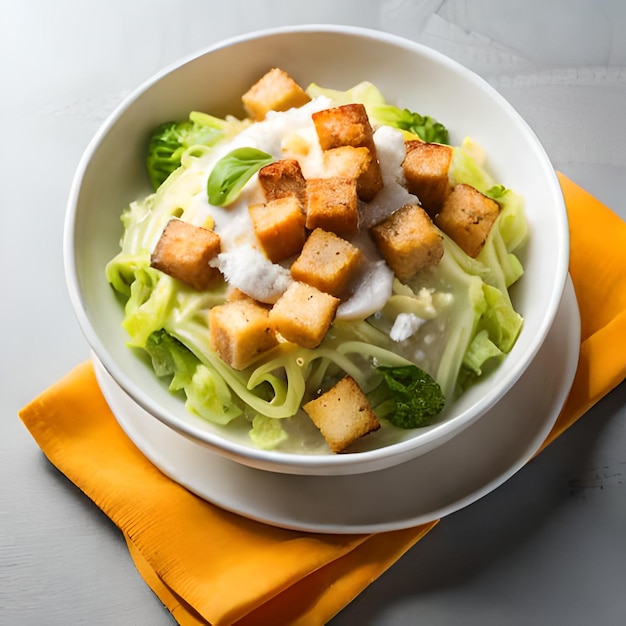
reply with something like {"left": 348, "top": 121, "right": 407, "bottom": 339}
{"left": 321, "top": 146, "right": 372, "bottom": 180}
{"left": 304, "top": 177, "right": 359, "bottom": 235}
{"left": 370, "top": 203, "right": 444, "bottom": 281}
{"left": 241, "top": 68, "right": 311, "bottom": 121}
{"left": 435, "top": 183, "right": 500, "bottom": 257}
{"left": 257, "top": 158, "right": 307, "bottom": 206}
{"left": 209, "top": 298, "right": 277, "bottom": 370}
{"left": 303, "top": 375, "right": 381, "bottom": 453}
{"left": 150, "top": 219, "right": 222, "bottom": 291}
{"left": 290, "top": 228, "right": 362, "bottom": 298}
{"left": 402, "top": 141, "right": 453, "bottom": 217}
{"left": 226, "top": 288, "right": 263, "bottom": 304}
{"left": 312, "top": 103, "right": 383, "bottom": 201}
{"left": 268, "top": 281, "right": 339, "bottom": 349}
{"left": 248, "top": 196, "right": 306, "bottom": 263}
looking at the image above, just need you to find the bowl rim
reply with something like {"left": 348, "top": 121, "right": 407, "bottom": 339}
{"left": 64, "top": 23, "right": 570, "bottom": 473}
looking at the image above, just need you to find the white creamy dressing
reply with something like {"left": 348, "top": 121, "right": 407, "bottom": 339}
{"left": 179, "top": 96, "right": 422, "bottom": 321}
{"left": 185, "top": 97, "right": 332, "bottom": 253}
{"left": 337, "top": 228, "right": 394, "bottom": 320}
{"left": 209, "top": 246, "right": 293, "bottom": 304}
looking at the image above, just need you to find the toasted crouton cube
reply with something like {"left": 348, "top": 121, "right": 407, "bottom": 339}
{"left": 258, "top": 159, "right": 307, "bottom": 206}
{"left": 322, "top": 146, "right": 371, "bottom": 179}
{"left": 150, "top": 219, "right": 221, "bottom": 291}
{"left": 371, "top": 204, "right": 444, "bottom": 281}
{"left": 290, "top": 228, "right": 361, "bottom": 298}
{"left": 281, "top": 131, "right": 312, "bottom": 157}
{"left": 435, "top": 183, "right": 500, "bottom": 258}
{"left": 402, "top": 141, "right": 453, "bottom": 216}
{"left": 303, "top": 375, "right": 381, "bottom": 453}
{"left": 248, "top": 197, "right": 306, "bottom": 263}
{"left": 305, "top": 177, "right": 359, "bottom": 234}
{"left": 226, "top": 287, "right": 259, "bottom": 303}
{"left": 312, "top": 103, "right": 383, "bottom": 201}
{"left": 312, "top": 103, "right": 373, "bottom": 149}
{"left": 209, "top": 299, "right": 277, "bottom": 370}
{"left": 269, "top": 281, "right": 339, "bottom": 349}
{"left": 242, "top": 68, "right": 311, "bottom": 121}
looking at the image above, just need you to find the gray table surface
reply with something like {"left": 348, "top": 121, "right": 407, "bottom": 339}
{"left": 2, "top": 1, "right": 625, "bottom": 624}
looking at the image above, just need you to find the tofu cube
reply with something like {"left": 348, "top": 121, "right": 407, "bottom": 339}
{"left": 435, "top": 183, "right": 500, "bottom": 258}
{"left": 402, "top": 140, "right": 453, "bottom": 217}
{"left": 370, "top": 203, "right": 444, "bottom": 281}
{"left": 150, "top": 219, "right": 221, "bottom": 291}
{"left": 312, "top": 103, "right": 383, "bottom": 201}
{"left": 290, "top": 228, "right": 361, "bottom": 298}
{"left": 269, "top": 281, "right": 339, "bottom": 349}
{"left": 304, "top": 177, "right": 358, "bottom": 235}
{"left": 257, "top": 158, "right": 307, "bottom": 206}
{"left": 303, "top": 375, "right": 381, "bottom": 453}
{"left": 242, "top": 68, "right": 311, "bottom": 121}
{"left": 209, "top": 298, "right": 277, "bottom": 370}
{"left": 248, "top": 197, "right": 306, "bottom": 263}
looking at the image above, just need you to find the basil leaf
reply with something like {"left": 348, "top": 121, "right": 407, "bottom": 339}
{"left": 207, "top": 147, "right": 274, "bottom": 206}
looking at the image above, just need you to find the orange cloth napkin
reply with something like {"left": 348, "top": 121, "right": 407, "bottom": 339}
{"left": 19, "top": 173, "right": 626, "bottom": 625}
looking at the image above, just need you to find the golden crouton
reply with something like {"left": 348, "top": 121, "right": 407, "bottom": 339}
{"left": 248, "top": 197, "right": 306, "bottom": 263}
{"left": 305, "top": 177, "right": 359, "bottom": 235}
{"left": 370, "top": 204, "right": 444, "bottom": 281}
{"left": 226, "top": 287, "right": 260, "bottom": 303}
{"left": 290, "top": 228, "right": 361, "bottom": 298}
{"left": 281, "top": 131, "right": 311, "bottom": 157}
{"left": 402, "top": 141, "right": 453, "bottom": 217}
{"left": 242, "top": 68, "right": 311, "bottom": 121}
{"left": 435, "top": 183, "right": 500, "bottom": 258}
{"left": 269, "top": 281, "right": 339, "bottom": 349}
{"left": 209, "top": 298, "right": 277, "bottom": 370}
{"left": 322, "top": 146, "right": 371, "bottom": 179}
{"left": 312, "top": 103, "right": 383, "bottom": 201}
{"left": 150, "top": 219, "right": 221, "bottom": 291}
{"left": 257, "top": 158, "right": 307, "bottom": 206}
{"left": 312, "top": 103, "right": 373, "bottom": 149}
{"left": 303, "top": 375, "right": 381, "bottom": 453}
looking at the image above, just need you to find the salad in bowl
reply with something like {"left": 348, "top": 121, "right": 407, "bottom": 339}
{"left": 65, "top": 26, "right": 568, "bottom": 474}
{"left": 106, "top": 67, "right": 526, "bottom": 455}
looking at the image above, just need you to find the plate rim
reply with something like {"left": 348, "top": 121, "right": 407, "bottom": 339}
{"left": 94, "top": 277, "right": 580, "bottom": 534}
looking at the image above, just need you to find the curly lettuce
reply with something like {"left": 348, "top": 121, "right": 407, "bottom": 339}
{"left": 368, "top": 365, "right": 446, "bottom": 428}
{"left": 146, "top": 111, "right": 249, "bottom": 190}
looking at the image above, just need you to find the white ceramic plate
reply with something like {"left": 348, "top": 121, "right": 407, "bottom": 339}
{"left": 94, "top": 277, "right": 580, "bottom": 534}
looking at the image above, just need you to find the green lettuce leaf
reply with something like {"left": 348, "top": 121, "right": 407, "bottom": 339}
{"left": 305, "top": 80, "right": 387, "bottom": 112}
{"left": 249, "top": 414, "right": 288, "bottom": 450}
{"left": 369, "top": 104, "right": 449, "bottom": 143}
{"left": 185, "top": 363, "right": 243, "bottom": 424}
{"left": 462, "top": 329, "right": 504, "bottom": 377}
{"left": 478, "top": 284, "right": 524, "bottom": 353}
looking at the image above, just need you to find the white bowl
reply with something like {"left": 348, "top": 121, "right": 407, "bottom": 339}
{"left": 64, "top": 25, "right": 569, "bottom": 475}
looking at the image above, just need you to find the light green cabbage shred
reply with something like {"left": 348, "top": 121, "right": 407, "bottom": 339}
{"left": 249, "top": 415, "right": 288, "bottom": 450}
